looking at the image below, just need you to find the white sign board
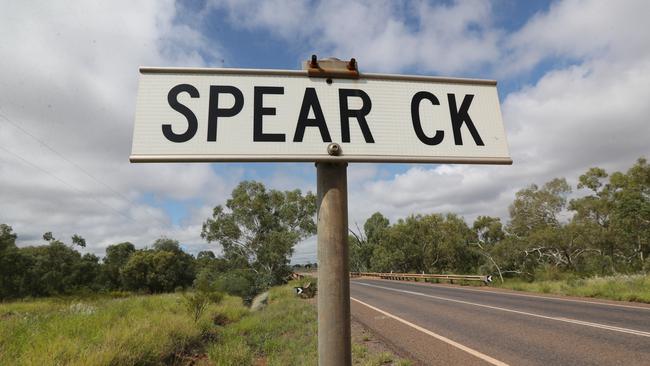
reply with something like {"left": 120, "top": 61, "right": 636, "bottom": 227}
{"left": 131, "top": 67, "right": 511, "bottom": 164}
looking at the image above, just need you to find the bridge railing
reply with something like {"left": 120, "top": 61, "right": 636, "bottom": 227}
{"left": 351, "top": 272, "right": 491, "bottom": 284}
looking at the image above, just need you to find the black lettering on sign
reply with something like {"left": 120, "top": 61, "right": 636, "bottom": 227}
{"left": 207, "top": 86, "right": 244, "bottom": 142}
{"left": 448, "top": 94, "right": 484, "bottom": 146}
{"left": 162, "top": 84, "right": 199, "bottom": 143}
{"left": 293, "top": 88, "right": 332, "bottom": 142}
{"left": 254, "top": 86, "right": 286, "bottom": 142}
{"left": 410, "top": 91, "right": 444, "bottom": 145}
{"left": 338, "top": 89, "right": 374, "bottom": 143}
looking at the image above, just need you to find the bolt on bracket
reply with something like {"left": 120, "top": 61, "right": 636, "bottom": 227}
{"left": 304, "top": 55, "right": 359, "bottom": 79}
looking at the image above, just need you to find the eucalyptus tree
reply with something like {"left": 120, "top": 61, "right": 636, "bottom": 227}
{"left": 201, "top": 181, "right": 316, "bottom": 286}
{"left": 349, "top": 212, "right": 389, "bottom": 272}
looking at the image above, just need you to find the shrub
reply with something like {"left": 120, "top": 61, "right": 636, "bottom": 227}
{"left": 182, "top": 292, "right": 210, "bottom": 323}
{"left": 213, "top": 270, "right": 260, "bottom": 302}
{"left": 182, "top": 291, "right": 224, "bottom": 323}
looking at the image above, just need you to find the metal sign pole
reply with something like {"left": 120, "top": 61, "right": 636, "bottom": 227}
{"left": 316, "top": 162, "right": 351, "bottom": 366}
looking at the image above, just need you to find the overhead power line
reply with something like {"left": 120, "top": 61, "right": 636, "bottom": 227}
{"left": 0, "top": 144, "right": 135, "bottom": 223}
{"left": 0, "top": 111, "right": 135, "bottom": 203}
{"left": 0, "top": 109, "right": 169, "bottom": 227}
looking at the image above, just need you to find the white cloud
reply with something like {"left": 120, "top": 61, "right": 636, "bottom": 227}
{"left": 2, "top": 0, "right": 648, "bottom": 266}
{"left": 341, "top": 0, "right": 650, "bottom": 236}
{"left": 208, "top": 0, "right": 312, "bottom": 40}
{"left": 207, "top": 0, "right": 502, "bottom": 74}
{"left": 0, "top": 0, "right": 230, "bottom": 256}
{"left": 502, "top": 0, "right": 650, "bottom": 75}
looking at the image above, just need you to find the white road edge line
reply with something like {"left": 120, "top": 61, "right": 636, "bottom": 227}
{"left": 350, "top": 297, "right": 509, "bottom": 366}
{"left": 354, "top": 282, "right": 650, "bottom": 338}
{"left": 358, "top": 279, "right": 650, "bottom": 311}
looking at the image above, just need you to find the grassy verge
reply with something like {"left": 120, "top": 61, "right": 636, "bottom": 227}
{"left": 0, "top": 293, "right": 246, "bottom": 365}
{"left": 1, "top": 282, "right": 411, "bottom": 365}
{"left": 0, "top": 294, "right": 248, "bottom": 366}
{"left": 492, "top": 274, "right": 650, "bottom": 303}
{"left": 352, "top": 337, "right": 412, "bottom": 366}
{"left": 207, "top": 279, "right": 411, "bottom": 366}
{"left": 207, "top": 283, "right": 316, "bottom": 365}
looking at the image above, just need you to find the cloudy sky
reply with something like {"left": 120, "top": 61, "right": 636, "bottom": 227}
{"left": 1, "top": 0, "right": 648, "bottom": 263}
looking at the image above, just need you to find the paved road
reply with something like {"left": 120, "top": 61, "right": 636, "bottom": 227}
{"left": 350, "top": 278, "right": 650, "bottom": 365}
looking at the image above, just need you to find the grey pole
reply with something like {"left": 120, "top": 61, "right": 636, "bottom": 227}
{"left": 316, "top": 162, "right": 351, "bottom": 366}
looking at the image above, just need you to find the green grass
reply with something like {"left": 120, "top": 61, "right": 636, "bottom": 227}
{"left": 493, "top": 274, "right": 650, "bottom": 303}
{"left": 352, "top": 346, "right": 412, "bottom": 366}
{"left": 0, "top": 293, "right": 245, "bottom": 366}
{"left": 1, "top": 283, "right": 410, "bottom": 365}
{"left": 207, "top": 283, "right": 318, "bottom": 366}
{"left": 207, "top": 280, "right": 412, "bottom": 366}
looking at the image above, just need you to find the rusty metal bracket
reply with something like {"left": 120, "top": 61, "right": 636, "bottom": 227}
{"left": 304, "top": 55, "right": 359, "bottom": 79}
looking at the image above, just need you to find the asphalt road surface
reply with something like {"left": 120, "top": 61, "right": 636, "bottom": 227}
{"left": 350, "top": 278, "right": 650, "bottom": 365}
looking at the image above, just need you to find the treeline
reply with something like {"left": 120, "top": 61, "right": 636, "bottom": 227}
{"left": 350, "top": 157, "right": 649, "bottom": 281}
{"left": 2, "top": 158, "right": 647, "bottom": 300}
{"left": 0, "top": 181, "right": 316, "bottom": 301}
{"left": 0, "top": 232, "right": 200, "bottom": 299}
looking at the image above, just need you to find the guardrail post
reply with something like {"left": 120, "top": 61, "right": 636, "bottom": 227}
{"left": 316, "top": 162, "right": 351, "bottom": 366}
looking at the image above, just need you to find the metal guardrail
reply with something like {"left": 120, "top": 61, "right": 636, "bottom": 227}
{"left": 351, "top": 272, "right": 492, "bottom": 284}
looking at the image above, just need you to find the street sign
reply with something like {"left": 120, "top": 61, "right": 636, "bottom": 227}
{"left": 131, "top": 57, "right": 512, "bottom": 366}
{"left": 130, "top": 67, "right": 511, "bottom": 164}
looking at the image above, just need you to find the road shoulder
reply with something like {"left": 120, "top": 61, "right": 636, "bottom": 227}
{"left": 350, "top": 297, "right": 494, "bottom": 366}
{"left": 353, "top": 277, "right": 650, "bottom": 310}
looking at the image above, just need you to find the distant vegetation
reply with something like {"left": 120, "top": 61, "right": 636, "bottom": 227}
{"left": 0, "top": 181, "right": 316, "bottom": 302}
{"left": 495, "top": 274, "right": 650, "bottom": 303}
{"left": 1, "top": 158, "right": 648, "bottom": 303}
{"left": 350, "top": 157, "right": 649, "bottom": 284}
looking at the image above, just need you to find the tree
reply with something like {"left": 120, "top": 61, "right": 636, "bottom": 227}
{"left": 349, "top": 212, "right": 389, "bottom": 272}
{"left": 121, "top": 250, "right": 181, "bottom": 293}
{"left": 569, "top": 167, "right": 615, "bottom": 273}
{"left": 0, "top": 224, "right": 17, "bottom": 252}
{"left": 473, "top": 216, "right": 505, "bottom": 246}
{"left": 20, "top": 240, "right": 88, "bottom": 296}
{"left": 566, "top": 159, "right": 650, "bottom": 273}
{"left": 438, "top": 214, "right": 480, "bottom": 274}
{"left": 201, "top": 181, "right": 316, "bottom": 287}
{"left": 472, "top": 216, "right": 506, "bottom": 282}
{"left": 71, "top": 234, "right": 86, "bottom": 248}
{"left": 120, "top": 238, "right": 195, "bottom": 293}
{"left": 364, "top": 213, "right": 478, "bottom": 274}
{"left": 120, "top": 250, "right": 161, "bottom": 292}
{"left": 153, "top": 237, "right": 183, "bottom": 253}
{"left": 508, "top": 178, "right": 571, "bottom": 237}
{"left": 75, "top": 253, "right": 101, "bottom": 290}
{"left": 381, "top": 214, "right": 445, "bottom": 273}
{"left": 2, "top": 227, "right": 102, "bottom": 298}
{"left": 101, "top": 242, "right": 135, "bottom": 289}
{"left": 0, "top": 224, "right": 24, "bottom": 299}
{"left": 524, "top": 223, "right": 593, "bottom": 272}
{"left": 42, "top": 231, "right": 54, "bottom": 242}
{"left": 609, "top": 158, "right": 650, "bottom": 269}
{"left": 505, "top": 178, "right": 572, "bottom": 276}
{"left": 195, "top": 250, "right": 228, "bottom": 273}
{"left": 194, "top": 250, "right": 229, "bottom": 293}
{"left": 212, "top": 269, "right": 260, "bottom": 301}
{"left": 197, "top": 250, "right": 216, "bottom": 260}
